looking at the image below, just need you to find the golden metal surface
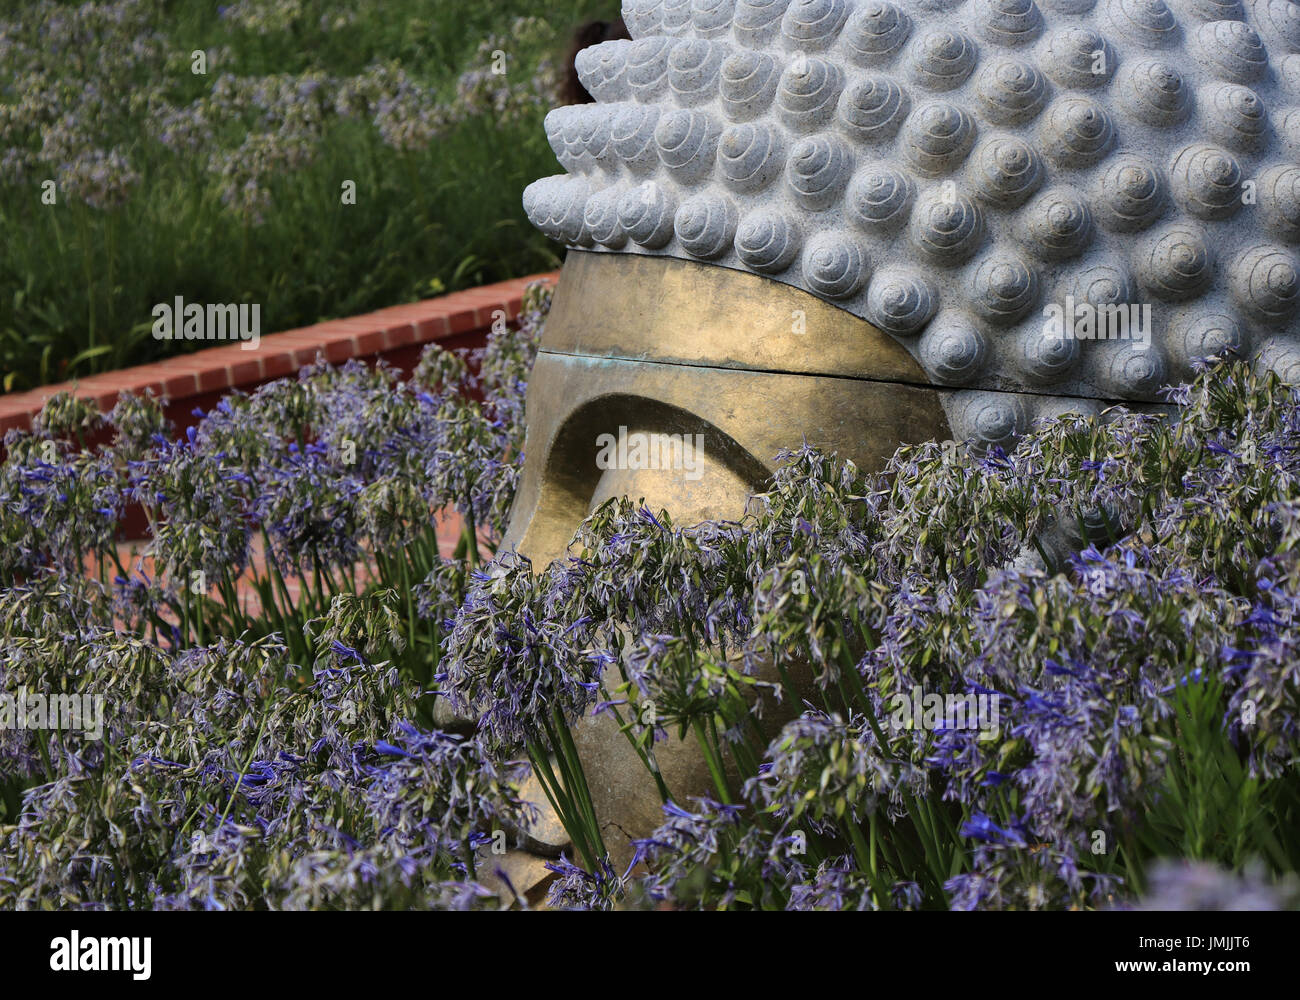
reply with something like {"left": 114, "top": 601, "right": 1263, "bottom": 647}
{"left": 499, "top": 251, "right": 955, "bottom": 869}
{"left": 504, "top": 251, "right": 953, "bottom": 567}
{"left": 544, "top": 250, "right": 930, "bottom": 383}
{"left": 503, "top": 352, "right": 952, "bottom": 567}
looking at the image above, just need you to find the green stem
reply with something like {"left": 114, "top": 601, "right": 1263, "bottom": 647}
{"left": 692, "top": 717, "right": 732, "bottom": 805}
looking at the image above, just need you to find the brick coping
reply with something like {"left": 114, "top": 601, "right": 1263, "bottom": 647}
{"left": 0, "top": 271, "right": 559, "bottom": 435}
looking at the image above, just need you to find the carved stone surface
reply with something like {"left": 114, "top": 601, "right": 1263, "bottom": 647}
{"left": 527, "top": 0, "right": 1300, "bottom": 449}
{"left": 499, "top": 251, "right": 957, "bottom": 868}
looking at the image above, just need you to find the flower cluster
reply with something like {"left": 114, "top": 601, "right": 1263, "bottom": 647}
{"left": 3, "top": 272, "right": 1298, "bottom": 907}
{"left": 0, "top": 290, "right": 551, "bottom": 909}
{"left": 440, "top": 357, "right": 1300, "bottom": 911}
{"left": 0, "top": 1, "right": 162, "bottom": 203}
{"left": 0, "top": 3, "right": 563, "bottom": 217}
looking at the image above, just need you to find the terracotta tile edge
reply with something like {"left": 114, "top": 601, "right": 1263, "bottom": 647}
{"left": 0, "top": 271, "right": 559, "bottom": 433}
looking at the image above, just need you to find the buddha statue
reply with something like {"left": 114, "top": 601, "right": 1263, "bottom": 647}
{"left": 499, "top": 0, "right": 1300, "bottom": 893}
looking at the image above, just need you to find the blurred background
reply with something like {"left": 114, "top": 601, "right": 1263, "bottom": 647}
{"left": 0, "top": 0, "right": 625, "bottom": 392}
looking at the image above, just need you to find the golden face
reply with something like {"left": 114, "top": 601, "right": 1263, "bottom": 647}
{"left": 503, "top": 249, "right": 952, "bottom": 567}
{"left": 501, "top": 250, "right": 954, "bottom": 869}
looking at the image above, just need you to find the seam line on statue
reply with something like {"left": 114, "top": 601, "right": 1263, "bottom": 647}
{"left": 531, "top": 349, "right": 1167, "bottom": 406}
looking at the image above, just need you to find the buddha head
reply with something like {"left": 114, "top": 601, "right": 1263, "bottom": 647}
{"left": 504, "top": 0, "right": 1300, "bottom": 873}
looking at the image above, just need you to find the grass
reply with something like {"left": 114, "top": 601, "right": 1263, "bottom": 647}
{"left": 0, "top": 0, "right": 613, "bottom": 391}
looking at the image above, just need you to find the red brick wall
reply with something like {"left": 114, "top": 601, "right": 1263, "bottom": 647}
{"left": 0, "top": 271, "right": 558, "bottom": 438}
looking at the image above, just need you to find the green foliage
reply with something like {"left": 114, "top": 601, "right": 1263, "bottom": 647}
{"left": 0, "top": 0, "right": 609, "bottom": 390}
